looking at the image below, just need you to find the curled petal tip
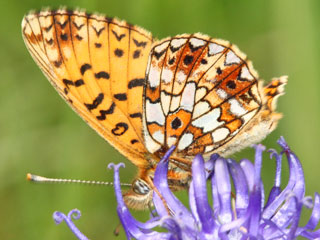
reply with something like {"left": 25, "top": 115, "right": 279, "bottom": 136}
{"left": 252, "top": 143, "right": 266, "bottom": 152}
{"left": 277, "top": 136, "right": 290, "bottom": 152}
{"left": 302, "top": 196, "right": 314, "bottom": 209}
{"left": 268, "top": 148, "right": 279, "bottom": 160}
{"left": 68, "top": 209, "right": 81, "bottom": 220}
{"left": 53, "top": 211, "right": 65, "bottom": 224}
{"left": 108, "top": 162, "right": 125, "bottom": 170}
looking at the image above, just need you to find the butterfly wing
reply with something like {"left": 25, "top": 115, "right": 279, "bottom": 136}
{"left": 22, "top": 9, "right": 153, "bottom": 167}
{"left": 144, "top": 34, "right": 263, "bottom": 158}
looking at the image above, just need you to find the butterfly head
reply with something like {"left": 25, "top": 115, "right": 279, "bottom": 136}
{"left": 123, "top": 178, "right": 154, "bottom": 210}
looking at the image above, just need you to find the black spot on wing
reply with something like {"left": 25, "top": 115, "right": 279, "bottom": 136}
{"left": 183, "top": 55, "right": 194, "bottom": 65}
{"left": 75, "top": 34, "right": 83, "bottom": 41}
{"left": 189, "top": 41, "right": 203, "bottom": 52}
{"left": 128, "top": 78, "right": 145, "bottom": 89}
{"left": 168, "top": 57, "right": 175, "bottom": 65}
{"left": 96, "top": 102, "right": 115, "bottom": 120}
{"left": 85, "top": 93, "right": 104, "bottom": 111}
{"left": 95, "top": 71, "right": 110, "bottom": 79}
{"left": 112, "top": 30, "right": 126, "bottom": 41}
{"left": 92, "top": 26, "right": 105, "bottom": 37}
{"left": 44, "top": 24, "right": 53, "bottom": 32}
{"left": 46, "top": 38, "right": 54, "bottom": 45}
{"left": 57, "top": 20, "right": 68, "bottom": 29}
{"left": 154, "top": 49, "right": 166, "bottom": 60}
{"left": 80, "top": 64, "right": 92, "bottom": 75}
{"left": 95, "top": 43, "right": 102, "bottom": 48}
{"left": 114, "top": 48, "right": 124, "bottom": 57}
{"left": 133, "top": 38, "right": 147, "bottom": 48}
{"left": 200, "top": 59, "right": 207, "bottom": 65}
{"left": 112, "top": 122, "right": 129, "bottom": 136}
{"left": 63, "top": 79, "right": 74, "bottom": 87}
{"left": 133, "top": 50, "right": 140, "bottom": 59}
{"left": 60, "top": 33, "right": 68, "bottom": 41}
{"left": 74, "top": 79, "right": 84, "bottom": 87}
{"left": 114, "top": 93, "right": 127, "bottom": 101}
{"left": 54, "top": 59, "right": 62, "bottom": 68}
{"left": 63, "top": 78, "right": 84, "bottom": 88}
{"left": 129, "top": 112, "right": 142, "bottom": 118}
{"left": 130, "top": 139, "right": 139, "bottom": 144}
{"left": 171, "top": 117, "right": 182, "bottom": 129}
{"left": 170, "top": 45, "right": 181, "bottom": 53}
{"left": 72, "top": 21, "right": 84, "bottom": 30}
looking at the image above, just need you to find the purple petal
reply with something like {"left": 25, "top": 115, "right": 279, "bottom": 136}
{"left": 227, "top": 159, "right": 249, "bottom": 218}
{"left": 192, "top": 154, "right": 215, "bottom": 233}
{"left": 268, "top": 149, "right": 282, "bottom": 187}
{"left": 214, "top": 157, "right": 232, "bottom": 224}
{"left": 109, "top": 163, "right": 169, "bottom": 239}
{"left": 263, "top": 137, "right": 305, "bottom": 226}
{"left": 247, "top": 182, "right": 262, "bottom": 236}
{"left": 246, "top": 144, "right": 265, "bottom": 236}
{"left": 240, "top": 159, "right": 255, "bottom": 191}
{"left": 265, "top": 149, "right": 283, "bottom": 207}
{"left": 53, "top": 209, "right": 88, "bottom": 240}
{"left": 287, "top": 196, "right": 302, "bottom": 239}
{"left": 153, "top": 146, "right": 194, "bottom": 223}
{"left": 211, "top": 173, "right": 220, "bottom": 216}
{"left": 300, "top": 193, "right": 320, "bottom": 232}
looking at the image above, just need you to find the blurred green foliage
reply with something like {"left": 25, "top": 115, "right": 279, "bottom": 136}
{"left": 0, "top": 0, "right": 319, "bottom": 239}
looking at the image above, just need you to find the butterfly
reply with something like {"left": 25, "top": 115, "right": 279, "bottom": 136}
{"left": 22, "top": 8, "right": 287, "bottom": 210}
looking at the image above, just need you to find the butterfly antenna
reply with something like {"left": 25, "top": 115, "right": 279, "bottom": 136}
{"left": 26, "top": 173, "right": 132, "bottom": 187}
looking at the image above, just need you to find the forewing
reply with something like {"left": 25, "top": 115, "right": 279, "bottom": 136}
{"left": 22, "top": 9, "right": 153, "bottom": 167}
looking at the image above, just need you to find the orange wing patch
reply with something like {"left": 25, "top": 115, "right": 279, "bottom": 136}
{"left": 22, "top": 9, "right": 153, "bottom": 167}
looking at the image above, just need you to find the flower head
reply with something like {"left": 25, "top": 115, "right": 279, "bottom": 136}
{"left": 111, "top": 137, "right": 320, "bottom": 239}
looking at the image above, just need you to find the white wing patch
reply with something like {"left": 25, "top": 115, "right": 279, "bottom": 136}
{"left": 161, "top": 92, "right": 171, "bottom": 115}
{"left": 240, "top": 66, "right": 254, "bottom": 80}
{"left": 225, "top": 51, "right": 241, "bottom": 65}
{"left": 211, "top": 127, "right": 230, "bottom": 142}
{"left": 229, "top": 99, "right": 247, "bottom": 116}
{"left": 162, "top": 67, "right": 173, "bottom": 84}
{"left": 192, "top": 101, "right": 210, "bottom": 119}
{"left": 148, "top": 66, "right": 161, "bottom": 88}
{"left": 180, "top": 82, "right": 196, "bottom": 112}
{"left": 189, "top": 38, "right": 206, "bottom": 48}
{"left": 177, "top": 133, "right": 194, "bottom": 150}
{"left": 208, "top": 43, "right": 224, "bottom": 56}
{"left": 192, "top": 107, "right": 223, "bottom": 133}
{"left": 152, "top": 130, "right": 165, "bottom": 144}
{"left": 146, "top": 100, "right": 165, "bottom": 125}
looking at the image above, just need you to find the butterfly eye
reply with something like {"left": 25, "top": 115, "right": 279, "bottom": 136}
{"left": 132, "top": 179, "right": 151, "bottom": 195}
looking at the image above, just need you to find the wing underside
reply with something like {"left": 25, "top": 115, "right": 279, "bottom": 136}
{"left": 22, "top": 9, "right": 153, "bottom": 167}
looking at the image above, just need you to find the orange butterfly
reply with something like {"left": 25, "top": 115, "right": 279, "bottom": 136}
{"left": 22, "top": 8, "right": 287, "bottom": 209}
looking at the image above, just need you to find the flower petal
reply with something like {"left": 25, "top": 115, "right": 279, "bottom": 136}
{"left": 53, "top": 209, "right": 88, "bottom": 240}
{"left": 227, "top": 159, "right": 249, "bottom": 218}
{"left": 192, "top": 154, "right": 215, "bottom": 233}
{"left": 153, "top": 146, "right": 194, "bottom": 222}
{"left": 214, "top": 157, "right": 232, "bottom": 225}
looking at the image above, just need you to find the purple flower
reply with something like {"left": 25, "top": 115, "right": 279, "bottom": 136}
{"left": 111, "top": 137, "right": 320, "bottom": 239}
{"left": 54, "top": 137, "right": 320, "bottom": 239}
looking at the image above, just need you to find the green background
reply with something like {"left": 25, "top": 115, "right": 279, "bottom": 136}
{"left": 1, "top": 0, "right": 319, "bottom": 239}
